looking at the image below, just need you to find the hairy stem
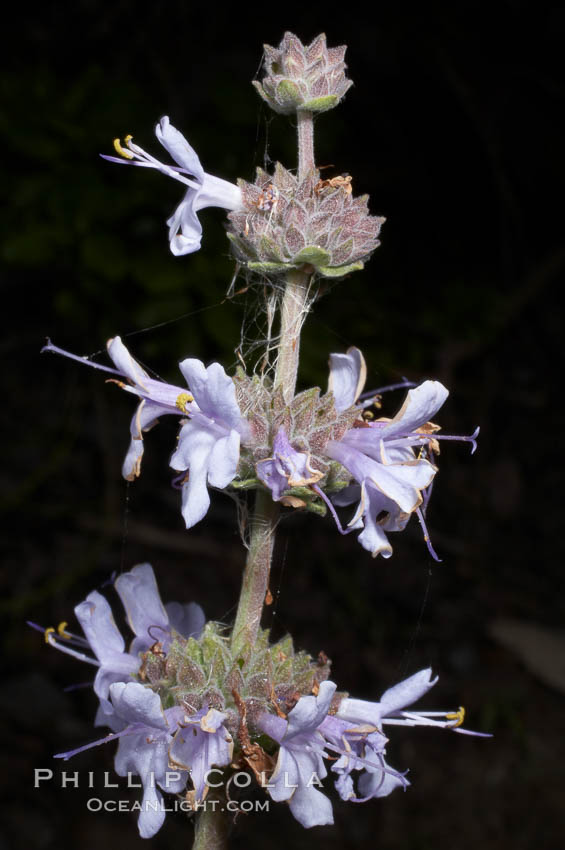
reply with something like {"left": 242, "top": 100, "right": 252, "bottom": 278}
{"left": 273, "top": 109, "right": 316, "bottom": 401}
{"left": 231, "top": 489, "right": 279, "bottom": 657}
{"left": 230, "top": 106, "right": 315, "bottom": 702}
{"left": 297, "top": 109, "right": 315, "bottom": 180}
{"left": 192, "top": 789, "right": 230, "bottom": 850}
{"left": 274, "top": 268, "right": 312, "bottom": 403}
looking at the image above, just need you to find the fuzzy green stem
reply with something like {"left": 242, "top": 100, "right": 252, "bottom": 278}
{"left": 274, "top": 268, "right": 312, "bottom": 403}
{"left": 297, "top": 109, "right": 315, "bottom": 180}
{"left": 272, "top": 109, "right": 316, "bottom": 401}
{"left": 230, "top": 103, "right": 315, "bottom": 723}
{"left": 231, "top": 489, "right": 279, "bottom": 658}
{"left": 192, "top": 789, "right": 230, "bottom": 850}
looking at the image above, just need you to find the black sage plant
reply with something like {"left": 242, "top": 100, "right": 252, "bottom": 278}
{"left": 33, "top": 32, "right": 489, "bottom": 849}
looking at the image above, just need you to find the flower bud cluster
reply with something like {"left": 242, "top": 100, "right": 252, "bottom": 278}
{"left": 140, "top": 620, "right": 332, "bottom": 734}
{"left": 228, "top": 163, "right": 385, "bottom": 279}
{"left": 253, "top": 32, "right": 352, "bottom": 115}
{"left": 233, "top": 369, "right": 359, "bottom": 510}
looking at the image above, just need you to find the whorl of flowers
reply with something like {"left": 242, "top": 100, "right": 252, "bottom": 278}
{"left": 233, "top": 367, "right": 359, "bottom": 506}
{"left": 228, "top": 163, "right": 385, "bottom": 279}
{"left": 252, "top": 32, "right": 353, "bottom": 115}
{"left": 43, "top": 335, "right": 477, "bottom": 558}
{"left": 34, "top": 565, "right": 487, "bottom": 837}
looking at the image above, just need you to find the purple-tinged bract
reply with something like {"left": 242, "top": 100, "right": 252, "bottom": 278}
{"left": 253, "top": 32, "right": 353, "bottom": 115}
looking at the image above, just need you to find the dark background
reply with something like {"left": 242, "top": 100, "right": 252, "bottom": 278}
{"left": 2, "top": 2, "right": 564, "bottom": 849}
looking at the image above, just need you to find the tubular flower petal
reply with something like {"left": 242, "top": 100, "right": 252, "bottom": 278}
{"left": 169, "top": 707, "right": 233, "bottom": 800}
{"left": 328, "top": 347, "right": 367, "bottom": 412}
{"left": 74, "top": 591, "right": 140, "bottom": 712}
{"left": 170, "top": 358, "right": 248, "bottom": 528}
{"left": 49, "top": 667, "right": 187, "bottom": 841}
{"left": 103, "top": 116, "right": 242, "bottom": 255}
{"left": 115, "top": 562, "right": 205, "bottom": 655}
{"left": 42, "top": 337, "right": 247, "bottom": 528}
{"left": 258, "top": 681, "right": 337, "bottom": 828}
{"left": 105, "top": 682, "right": 187, "bottom": 839}
{"left": 325, "top": 347, "right": 479, "bottom": 558}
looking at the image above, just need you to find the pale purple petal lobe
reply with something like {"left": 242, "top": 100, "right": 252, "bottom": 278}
{"left": 114, "top": 563, "right": 168, "bottom": 651}
{"left": 328, "top": 346, "right": 367, "bottom": 411}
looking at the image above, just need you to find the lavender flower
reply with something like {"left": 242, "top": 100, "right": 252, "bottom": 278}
{"left": 258, "top": 681, "right": 336, "bottom": 828}
{"left": 256, "top": 426, "right": 323, "bottom": 502}
{"left": 168, "top": 356, "right": 248, "bottom": 528}
{"left": 37, "top": 563, "right": 204, "bottom": 715}
{"left": 56, "top": 681, "right": 187, "bottom": 839}
{"left": 321, "top": 670, "right": 438, "bottom": 801}
{"left": 169, "top": 706, "right": 233, "bottom": 800}
{"left": 103, "top": 682, "right": 187, "bottom": 838}
{"left": 37, "top": 565, "right": 208, "bottom": 838}
{"left": 42, "top": 337, "right": 248, "bottom": 528}
{"left": 318, "top": 714, "right": 404, "bottom": 801}
{"left": 326, "top": 347, "right": 478, "bottom": 558}
{"left": 32, "top": 588, "right": 140, "bottom": 715}
{"left": 258, "top": 669, "right": 489, "bottom": 826}
{"left": 245, "top": 344, "right": 476, "bottom": 558}
{"left": 104, "top": 116, "right": 242, "bottom": 255}
{"left": 333, "top": 668, "right": 490, "bottom": 800}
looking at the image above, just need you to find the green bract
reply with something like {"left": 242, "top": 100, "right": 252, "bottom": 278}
{"left": 138, "top": 621, "right": 332, "bottom": 736}
{"left": 228, "top": 165, "right": 384, "bottom": 280}
{"left": 252, "top": 32, "right": 352, "bottom": 116}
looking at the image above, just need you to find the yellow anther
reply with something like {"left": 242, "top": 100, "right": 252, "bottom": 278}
{"left": 176, "top": 391, "right": 194, "bottom": 412}
{"left": 44, "top": 626, "right": 55, "bottom": 644}
{"left": 57, "top": 621, "right": 71, "bottom": 639}
{"left": 446, "top": 706, "right": 465, "bottom": 727}
{"left": 113, "top": 137, "right": 134, "bottom": 160}
{"left": 124, "top": 134, "right": 133, "bottom": 144}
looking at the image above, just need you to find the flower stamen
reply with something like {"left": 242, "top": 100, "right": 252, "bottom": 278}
{"left": 445, "top": 706, "right": 466, "bottom": 728}
{"left": 175, "top": 391, "right": 194, "bottom": 412}
{"left": 415, "top": 507, "right": 442, "bottom": 562}
{"left": 44, "top": 630, "right": 100, "bottom": 666}
{"left": 311, "top": 484, "right": 357, "bottom": 536}
{"left": 57, "top": 621, "right": 72, "bottom": 639}
{"left": 113, "top": 136, "right": 134, "bottom": 160}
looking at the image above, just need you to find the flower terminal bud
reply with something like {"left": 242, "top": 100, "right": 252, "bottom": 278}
{"left": 228, "top": 163, "right": 385, "bottom": 279}
{"left": 253, "top": 32, "right": 353, "bottom": 115}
